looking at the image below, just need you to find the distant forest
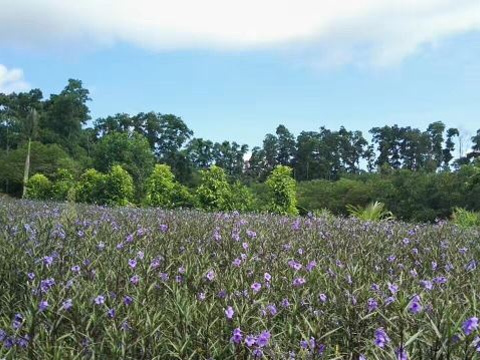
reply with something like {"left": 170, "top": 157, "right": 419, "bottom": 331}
{"left": 1, "top": 79, "right": 480, "bottom": 221}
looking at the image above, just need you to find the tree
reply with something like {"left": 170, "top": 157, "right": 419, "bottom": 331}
{"left": 276, "top": 125, "right": 296, "bottom": 166}
{"left": 25, "top": 173, "right": 52, "bottom": 200}
{"left": 93, "top": 132, "right": 155, "bottom": 199}
{"left": 40, "top": 79, "right": 91, "bottom": 152}
{"left": 105, "top": 165, "right": 134, "bottom": 206}
{"left": 144, "top": 164, "right": 192, "bottom": 208}
{"left": 196, "top": 165, "right": 232, "bottom": 211}
{"left": 266, "top": 165, "right": 298, "bottom": 215}
{"left": 263, "top": 133, "right": 279, "bottom": 173}
{"left": 75, "top": 169, "right": 108, "bottom": 205}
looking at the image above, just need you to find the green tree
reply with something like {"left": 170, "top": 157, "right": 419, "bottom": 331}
{"left": 266, "top": 165, "right": 298, "bottom": 215}
{"left": 105, "top": 165, "right": 134, "bottom": 206}
{"left": 144, "top": 164, "right": 192, "bottom": 208}
{"left": 40, "top": 79, "right": 91, "bottom": 152}
{"left": 51, "top": 168, "right": 76, "bottom": 201}
{"left": 196, "top": 165, "right": 232, "bottom": 211}
{"left": 75, "top": 169, "right": 108, "bottom": 204}
{"left": 25, "top": 173, "right": 52, "bottom": 200}
{"left": 94, "top": 132, "right": 155, "bottom": 199}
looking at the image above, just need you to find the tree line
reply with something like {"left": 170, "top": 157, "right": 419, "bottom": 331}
{"left": 1, "top": 79, "right": 479, "bottom": 221}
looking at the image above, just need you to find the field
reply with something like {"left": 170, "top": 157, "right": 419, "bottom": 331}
{"left": 1, "top": 199, "right": 480, "bottom": 359}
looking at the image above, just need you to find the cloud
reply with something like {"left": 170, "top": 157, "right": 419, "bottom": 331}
{"left": 0, "top": 0, "right": 479, "bottom": 65}
{"left": 0, "top": 65, "right": 30, "bottom": 94}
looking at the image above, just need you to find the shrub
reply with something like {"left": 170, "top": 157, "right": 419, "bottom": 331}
{"left": 196, "top": 165, "right": 232, "bottom": 211}
{"left": 25, "top": 174, "right": 52, "bottom": 200}
{"left": 230, "top": 181, "right": 255, "bottom": 212}
{"left": 144, "top": 164, "right": 177, "bottom": 208}
{"left": 75, "top": 169, "right": 108, "bottom": 204}
{"left": 52, "top": 168, "right": 76, "bottom": 201}
{"left": 266, "top": 165, "right": 298, "bottom": 215}
{"left": 347, "top": 201, "right": 394, "bottom": 221}
{"left": 105, "top": 165, "right": 134, "bottom": 206}
{"left": 451, "top": 207, "right": 480, "bottom": 228}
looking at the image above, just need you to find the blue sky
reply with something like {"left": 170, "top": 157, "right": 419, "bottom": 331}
{"left": 1, "top": 0, "right": 479, "bottom": 149}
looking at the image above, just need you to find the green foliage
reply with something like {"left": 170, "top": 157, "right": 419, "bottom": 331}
{"left": 25, "top": 173, "right": 52, "bottom": 200}
{"left": 451, "top": 207, "right": 480, "bottom": 228}
{"left": 144, "top": 164, "right": 193, "bottom": 208}
{"left": 51, "top": 168, "right": 76, "bottom": 201}
{"left": 347, "top": 201, "right": 395, "bottom": 221}
{"left": 266, "top": 165, "right": 298, "bottom": 215}
{"left": 196, "top": 165, "right": 232, "bottom": 211}
{"left": 229, "top": 181, "right": 255, "bottom": 212}
{"left": 93, "top": 132, "right": 155, "bottom": 199}
{"left": 105, "top": 165, "right": 134, "bottom": 206}
{"left": 75, "top": 168, "right": 108, "bottom": 204}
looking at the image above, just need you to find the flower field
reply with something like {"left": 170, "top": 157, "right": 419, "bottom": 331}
{"left": 1, "top": 199, "right": 480, "bottom": 359}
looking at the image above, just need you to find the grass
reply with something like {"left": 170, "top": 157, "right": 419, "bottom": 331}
{"left": 1, "top": 198, "right": 480, "bottom": 359}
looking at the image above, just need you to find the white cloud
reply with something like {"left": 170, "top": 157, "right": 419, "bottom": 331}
{"left": 0, "top": 0, "right": 479, "bottom": 65}
{"left": 0, "top": 64, "right": 30, "bottom": 94}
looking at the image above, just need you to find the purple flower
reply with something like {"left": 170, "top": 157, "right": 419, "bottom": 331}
{"left": 319, "top": 293, "right": 328, "bottom": 303}
{"left": 281, "top": 298, "right": 291, "bottom": 308}
{"left": 306, "top": 260, "right": 317, "bottom": 272}
{"left": 374, "top": 328, "right": 390, "bottom": 348}
{"left": 94, "top": 295, "right": 105, "bottom": 305}
{"left": 245, "top": 335, "right": 256, "bottom": 347}
{"left": 232, "top": 258, "right": 242, "bottom": 267}
{"left": 385, "top": 296, "right": 396, "bottom": 306}
{"left": 264, "top": 272, "right": 272, "bottom": 282}
{"left": 71, "top": 265, "right": 80, "bottom": 273}
{"left": 463, "top": 317, "right": 479, "bottom": 335}
{"left": 293, "top": 277, "right": 306, "bottom": 287}
{"left": 12, "top": 313, "right": 23, "bottom": 330}
{"left": 367, "top": 298, "right": 378, "bottom": 312}
{"left": 396, "top": 347, "right": 408, "bottom": 360}
{"left": 408, "top": 295, "right": 422, "bottom": 314}
{"left": 231, "top": 328, "right": 243, "bottom": 344}
{"left": 206, "top": 270, "right": 216, "bottom": 281}
{"left": 128, "top": 259, "right": 137, "bottom": 269}
{"left": 288, "top": 260, "right": 302, "bottom": 271}
{"left": 130, "top": 275, "right": 140, "bottom": 285}
{"left": 39, "top": 300, "right": 49, "bottom": 312}
{"left": 388, "top": 282, "right": 399, "bottom": 294}
{"left": 197, "top": 292, "right": 206, "bottom": 301}
{"left": 107, "top": 308, "right": 116, "bottom": 318}
{"left": 61, "top": 299, "right": 73, "bottom": 311}
{"left": 123, "top": 295, "right": 134, "bottom": 306}
{"left": 257, "top": 331, "right": 271, "bottom": 347}
{"left": 43, "top": 256, "right": 54, "bottom": 266}
{"left": 178, "top": 266, "right": 186, "bottom": 274}
{"left": 225, "top": 306, "right": 234, "bottom": 319}
{"left": 420, "top": 280, "right": 434, "bottom": 291}
{"left": 27, "top": 272, "right": 35, "bottom": 280}
{"left": 251, "top": 282, "right": 262, "bottom": 293}
{"left": 253, "top": 348, "right": 264, "bottom": 358}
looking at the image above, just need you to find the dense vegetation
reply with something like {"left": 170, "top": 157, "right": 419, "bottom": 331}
{"left": 1, "top": 79, "right": 480, "bottom": 221}
{"left": 1, "top": 199, "right": 480, "bottom": 358}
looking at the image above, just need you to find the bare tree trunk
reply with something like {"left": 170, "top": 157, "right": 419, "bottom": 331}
{"left": 22, "top": 138, "right": 31, "bottom": 198}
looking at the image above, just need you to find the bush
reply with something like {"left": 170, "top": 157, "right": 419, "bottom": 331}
{"left": 25, "top": 174, "right": 52, "bottom": 200}
{"left": 266, "top": 165, "right": 298, "bottom": 215}
{"left": 196, "top": 165, "right": 232, "bottom": 211}
{"left": 105, "top": 165, "right": 134, "bottom": 206}
{"left": 452, "top": 207, "right": 480, "bottom": 228}
{"left": 75, "top": 169, "right": 108, "bottom": 204}
{"left": 347, "top": 201, "right": 394, "bottom": 221}
{"left": 144, "top": 164, "right": 177, "bottom": 208}
{"left": 52, "top": 168, "right": 76, "bottom": 201}
{"left": 230, "top": 181, "right": 255, "bottom": 212}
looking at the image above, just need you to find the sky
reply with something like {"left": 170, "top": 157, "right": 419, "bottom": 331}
{"left": 1, "top": 0, "right": 479, "bottom": 149}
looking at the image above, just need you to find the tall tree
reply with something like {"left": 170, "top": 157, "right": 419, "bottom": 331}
{"left": 41, "top": 79, "right": 91, "bottom": 152}
{"left": 276, "top": 125, "right": 296, "bottom": 166}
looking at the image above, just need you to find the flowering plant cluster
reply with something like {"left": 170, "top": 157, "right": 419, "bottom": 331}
{"left": 0, "top": 198, "right": 480, "bottom": 358}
